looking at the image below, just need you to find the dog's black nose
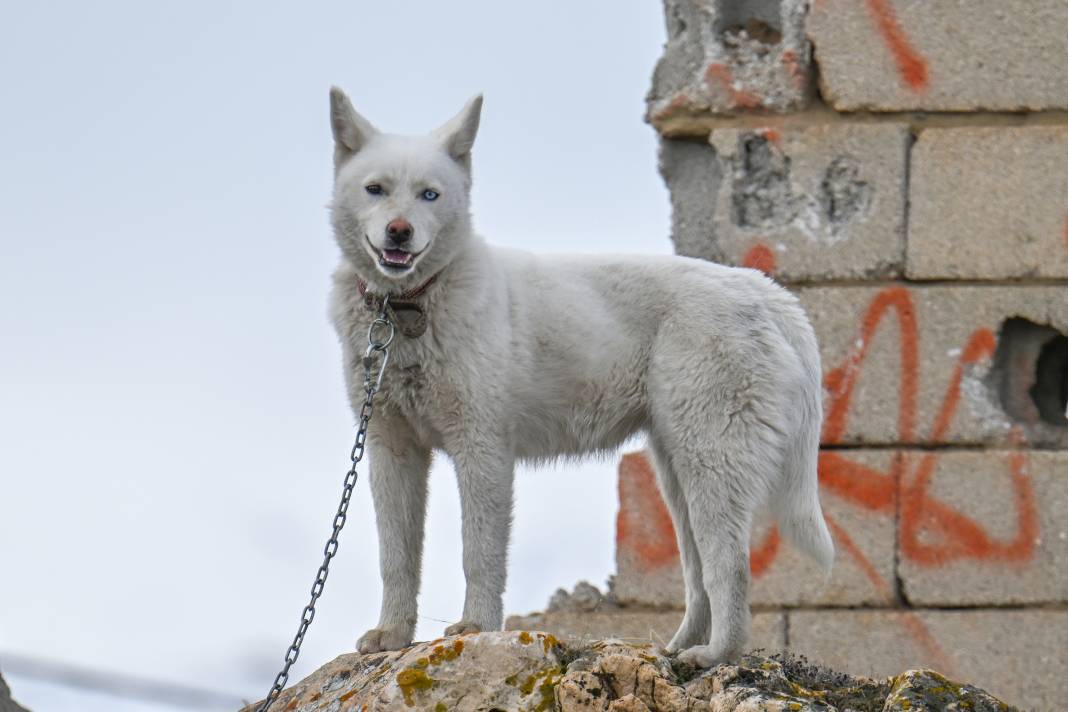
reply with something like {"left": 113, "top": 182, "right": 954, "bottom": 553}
{"left": 386, "top": 218, "right": 413, "bottom": 244}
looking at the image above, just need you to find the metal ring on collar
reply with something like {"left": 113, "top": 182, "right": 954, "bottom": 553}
{"left": 367, "top": 316, "right": 395, "bottom": 350}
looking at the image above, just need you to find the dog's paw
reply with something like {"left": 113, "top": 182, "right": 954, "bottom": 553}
{"left": 676, "top": 643, "right": 738, "bottom": 668}
{"left": 665, "top": 616, "right": 711, "bottom": 653}
{"left": 356, "top": 627, "right": 412, "bottom": 654}
{"left": 443, "top": 620, "right": 483, "bottom": 637}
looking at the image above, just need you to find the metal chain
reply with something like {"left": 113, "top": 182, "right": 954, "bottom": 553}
{"left": 255, "top": 303, "right": 396, "bottom": 712}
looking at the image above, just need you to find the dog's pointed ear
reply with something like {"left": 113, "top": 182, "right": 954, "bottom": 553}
{"left": 330, "top": 86, "right": 377, "bottom": 169}
{"left": 434, "top": 94, "right": 483, "bottom": 165}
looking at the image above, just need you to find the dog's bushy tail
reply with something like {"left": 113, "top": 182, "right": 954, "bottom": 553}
{"left": 772, "top": 414, "right": 835, "bottom": 576}
{"left": 770, "top": 304, "right": 835, "bottom": 576}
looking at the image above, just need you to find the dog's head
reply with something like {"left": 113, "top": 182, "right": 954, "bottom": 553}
{"left": 328, "top": 87, "right": 482, "bottom": 288}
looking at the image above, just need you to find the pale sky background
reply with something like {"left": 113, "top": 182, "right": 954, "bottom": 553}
{"left": 0, "top": 1, "right": 670, "bottom": 709}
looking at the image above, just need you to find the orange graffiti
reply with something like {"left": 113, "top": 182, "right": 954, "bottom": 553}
{"left": 809, "top": 288, "right": 1035, "bottom": 672}
{"left": 864, "top": 0, "right": 930, "bottom": 91}
{"left": 750, "top": 527, "right": 781, "bottom": 577}
{"left": 823, "top": 288, "right": 918, "bottom": 442}
{"left": 818, "top": 288, "right": 1036, "bottom": 568}
{"left": 616, "top": 453, "right": 678, "bottom": 569}
{"left": 901, "top": 435, "right": 1038, "bottom": 567}
{"left": 760, "top": 128, "right": 783, "bottom": 146}
{"left": 742, "top": 242, "right": 777, "bottom": 276}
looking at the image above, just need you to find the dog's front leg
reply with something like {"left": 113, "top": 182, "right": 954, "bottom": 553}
{"left": 444, "top": 445, "right": 514, "bottom": 637}
{"left": 356, "top": 431, "right": 431, "bottom": 654}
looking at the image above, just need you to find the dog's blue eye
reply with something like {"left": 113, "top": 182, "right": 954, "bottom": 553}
{"left": 421, "top": 189, "right": 439, "bottom": 201}
{"left": 365, "top": 184, "right": 383, "bottom": 195}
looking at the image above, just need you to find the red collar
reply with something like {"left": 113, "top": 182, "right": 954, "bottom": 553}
{"left": 356, "top": 271, "right": 441, "bottom": 303}
{"left": 356, "top": 271, "right": 441, "bottom": 339}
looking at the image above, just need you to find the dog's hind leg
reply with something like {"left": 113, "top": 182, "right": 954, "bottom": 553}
{"left": 671, "top": 440, "right": 761, "bottom": 668}
{"left": 357, "top": 429, "right": 432, "bottom": 654}
{"left": 647, "top": 437, "right": 711, "bottom": 651}
{"left": 650, "top": 363, "right": 784, "bottom": 667}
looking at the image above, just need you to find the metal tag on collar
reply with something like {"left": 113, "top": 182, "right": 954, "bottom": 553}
{"left": 384, "top": 300, "right": 429, "bottom": 338}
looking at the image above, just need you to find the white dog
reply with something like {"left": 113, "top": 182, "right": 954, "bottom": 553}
{"left": 327, "top": 87, "right": 833, "bottom": 667}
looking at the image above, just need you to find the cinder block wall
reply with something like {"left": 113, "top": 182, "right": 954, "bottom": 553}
{"left": 511, "top": 1, "right": 1068, "bottom": 708}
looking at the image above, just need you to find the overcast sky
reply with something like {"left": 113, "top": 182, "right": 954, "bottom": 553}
{"left": 0, "top": 1, "right": 669, "bottom": 708}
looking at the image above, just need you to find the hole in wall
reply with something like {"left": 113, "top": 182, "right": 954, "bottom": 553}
{"left": 988, "top": 317, "right": 1068, "bottom": 428}
{"left": 1033, "top": 333, "right": 1068, "bottom": 425}
{"left": 715, "top": 0, "right": 784, "bottom": 45}
{"left": 820, "top": 157, "right": 871, "bottom": 226}
{"left": 730, "top": 135, "right": 796, "bottom": 229}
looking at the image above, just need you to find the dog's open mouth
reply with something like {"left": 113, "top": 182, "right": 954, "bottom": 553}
{"left": 381, "top": 248, "right": 414, "bottom": 268}
{"left": 367, "top": 236, "right": 419, "bottom": 272}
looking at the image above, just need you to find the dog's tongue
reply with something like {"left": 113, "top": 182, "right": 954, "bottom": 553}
{"left": 382, "top": 249, "right": 413, "bottom": 266}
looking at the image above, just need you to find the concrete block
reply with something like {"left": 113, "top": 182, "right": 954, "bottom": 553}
{"left": 664, "top": 123, "right": 908, "bottom": 282}
{"left": 647, "top": 0, "right": 813, "bottom": 123}
{"left": 505, "top": 608, "right": 786, "bottom": 653}
{"left": 898, "top": 451, "right": 1068, "bottom": 606}
{"left": 908, "top": 126, "right": 1068, "bottom": 280}
{"left": 613, "top": 450, "right": 899, "bottom": 608}
{"left": 797, "top": 285, "right": 1068, "bottom": 447}
{"left": 807, "top": 0, "right": 1068, "bottom": 111}
{"left": 660, "top": 139, "right": 724, "bottom": 266}
{"left": 788, "top": 609, "right": 1068, "bottom": 711}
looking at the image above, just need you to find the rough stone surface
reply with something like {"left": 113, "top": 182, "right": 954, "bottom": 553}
{"left": 506, "top": 601, "right": 786, "bottom": 653}
{"left": 898, "top": 450, "right": 1068, "bottom": 606}
{"left": 881, "top": 669, "right": 1016, "bottom": 712}
{"left": 548, "top": 581, "right": 607, "bottom": 614}
{"left": 660, "top": 139, "right": 725, "bottom": 268}
{"left": 242, "top": 632, "right": 568, "bottom": 712}
{"left": 0, "top": 672, "right": 29, "bottom": 712}
{"left": 615, "top": 450, "right": 900, "bottom": 608}
{"left": 797, "top": 285, "right": 1068, "bottom": 447}
{"left": 908, "top": 126, "right": 1068, "bottom": 280}
{"left": 807, "top": 0, "right": 1068, "bottom": 111}
{"left": 241, "top": 633, "right": 1018, "bottom": 712}
{"left": 647, "top": 0, "right": 813, "bottom": 121}
{"left": 661, "top": 123, "right": 908, "bottom": 283}
{"left": 789, "top": 609, "right": 1067, "bottom": 710}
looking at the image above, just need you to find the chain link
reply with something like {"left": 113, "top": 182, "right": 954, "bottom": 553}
{"left": 255, "top": 302, "right": 395, "bottom": 712}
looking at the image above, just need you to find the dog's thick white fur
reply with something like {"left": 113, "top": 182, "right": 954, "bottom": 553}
{"left": 327, "top": 88, "right": 834, "bottom": 667}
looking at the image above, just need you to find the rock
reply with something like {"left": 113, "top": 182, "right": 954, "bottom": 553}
{"left": 547, "top": 581, "right": 610, "bottom": 613}
{"left": 240, "top": 632, "right": 1019, "bottom": 711}
{"left": 0, "top": 671, "right": 29, "bottom": 712}
{"left": 557, "top": 670, "right": 610, "bottom": 711}
{"left": 241, "top": 631, "right": 567, "bottom": 712}
{"left": 883, "top": 670, "right": 1012, "bottom": 712}
{"left": 608, "top": 695, "right": 652, "bottom": 711}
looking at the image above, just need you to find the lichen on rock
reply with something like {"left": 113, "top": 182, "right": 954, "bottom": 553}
{"left": 240, "top": 631, "right": 1019, "bottom": 712}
